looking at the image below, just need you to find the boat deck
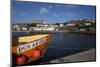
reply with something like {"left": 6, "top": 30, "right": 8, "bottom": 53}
{"left": 18, "top": 34, "right": 50, "bottom": 43}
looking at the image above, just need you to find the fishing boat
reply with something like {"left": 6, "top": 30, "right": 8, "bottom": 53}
{"left": 12, "top": 34, "right": 52, "bottom": 65}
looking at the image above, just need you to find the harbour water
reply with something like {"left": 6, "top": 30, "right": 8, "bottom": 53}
{"left": 12, "top": 32, "right": 96, "bottom": 64}
{"left": 41, "top": 33, "right": 96, "bottom": 64}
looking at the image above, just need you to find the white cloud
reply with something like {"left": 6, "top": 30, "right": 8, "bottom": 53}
{"left": 40, "top": 7, "right": 48, "bottom": 14}
{"left": 53, "top": 13, "right": 59, "bottom": 18}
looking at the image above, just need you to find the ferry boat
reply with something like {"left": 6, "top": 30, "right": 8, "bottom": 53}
{"left": 12, "top": 34, "right": 52, "bottom": 65}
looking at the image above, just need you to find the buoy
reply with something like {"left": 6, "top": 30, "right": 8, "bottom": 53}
{"left": 16, "top": 55, "right": 26, "bottom": 65}
{"left": 33, "top": 50, "right": 41, "bottom": 59}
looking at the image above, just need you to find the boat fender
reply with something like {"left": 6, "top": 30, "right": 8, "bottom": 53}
{"left": 33, "top": 50, "right": 41, "bottom": 59}
{"left": 16, "top": 55, "right": 28, "bottom": 65}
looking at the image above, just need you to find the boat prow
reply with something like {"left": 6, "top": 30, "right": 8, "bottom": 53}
{"left": 12, "top": 34, "right": 52, "bottom": 65}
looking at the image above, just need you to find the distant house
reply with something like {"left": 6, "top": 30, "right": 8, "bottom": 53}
{"left": 79, "top": 28, "right": 87, "bottom": 32}
{"left": 29, "top": 27, "right": 34, "bottom": 31}
{"left": 84, "top": 22, "right": 92, "bottom": 26}
{"left": 66, "top": 23, "right": 76, "bottom": 27}
{"left": 60, "top": 23, "right": 64, "bottom": 27}
{"left": 36, "top": 24, "right": 48, "bottom": 27}
{"left": 12, "top": 24, "right": 20, "bottom": 31}
{"left": 30, "top": 23, "right": 56, "bottom": 31}
{"left": 33, "top": 27, "right": 55, "bottom": 31}
{"left": 21, "top": 27, "right": 27, "bottom": 31}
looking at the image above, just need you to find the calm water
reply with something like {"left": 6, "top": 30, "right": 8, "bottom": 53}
{"left": 41, "top": 33, "right": 96, "bottom": 63}
{"left": 12, "top": 32, "right": 96, "bottom": 64}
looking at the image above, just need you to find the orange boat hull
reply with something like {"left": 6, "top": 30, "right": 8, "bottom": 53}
{"left": 12, "top": 34, "right": 52, "bottom": 65}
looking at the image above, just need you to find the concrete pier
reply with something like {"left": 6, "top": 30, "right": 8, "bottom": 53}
{"left": 49, "top": 48, "right": 96, "bottom": 63}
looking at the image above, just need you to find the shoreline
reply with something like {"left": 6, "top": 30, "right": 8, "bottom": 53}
{"left": 69, "top": 31, "right": 96, "bottom": 35}
{"left": 12, "top": 31, "right": 96, "bottom": 35}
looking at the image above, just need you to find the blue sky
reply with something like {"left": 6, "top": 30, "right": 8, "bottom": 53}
{"left": 11, "top": 1, "right": 96, "bottom": 23}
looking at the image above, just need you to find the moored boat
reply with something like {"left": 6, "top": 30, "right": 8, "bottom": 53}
{"left": 12, "top": 34, "right": 52, "bottom": 65}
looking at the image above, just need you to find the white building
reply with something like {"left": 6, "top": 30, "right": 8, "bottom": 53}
{"left": 60, "top": 23, "right": 64, "bottom": 27}
{"left": 13, "top": 24, "right": 20, "bottom": 31}
{"left": 22, "top": 27, "right": 27, "bottom": 31}
{"left": 30, "top": 24, "right": 56, "bottom": 31}
{"left": 66, "top": 23, "right": 76, "bottom": 27}
{"left": 33, "top": 27, "right": 55, "bottom": 31}
{"left": 84, "top": 23, "right": 92, "bottom": 26}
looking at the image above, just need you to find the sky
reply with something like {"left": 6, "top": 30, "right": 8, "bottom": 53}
{"left": 11, "top": 1, "right": 96, "bottom": 23}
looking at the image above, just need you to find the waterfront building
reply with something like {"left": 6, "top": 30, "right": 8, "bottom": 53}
{"left": 84, "top": 22, "right": 92, "bottom": 26}
{"left": 59, "top": 23, "right": 64, "bottom": 27}
{"left": 33, "top": 27, "right": 55, "bottom": 31}
{"left": 79, "top": 28, "right": 87, "bottom": 32}
{"left": 66, "top": 23, "right": 76, "bottom": 27}
{"left": 12, "top": 24, "right": 21, "bottom": 31}
{"left": 21, "top": 27, "right": 27, "bottom": 31}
